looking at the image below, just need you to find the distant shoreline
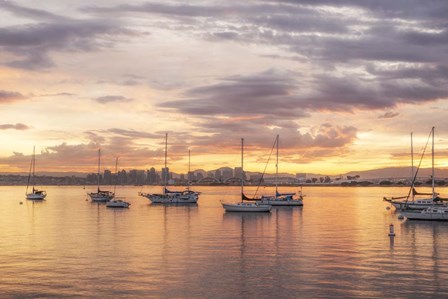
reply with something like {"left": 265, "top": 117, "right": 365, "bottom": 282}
{"left": 1, "top": 183, "right": 445, "bottom": 187}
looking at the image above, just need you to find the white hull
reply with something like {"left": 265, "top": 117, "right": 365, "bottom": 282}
{"left": 260, "top": 198, "right": 303, "bottom": 206}
{"left": 401, "top": 207, "right": 448, "bottom": 220}
{"left": 141, "top": 193, "right": 198, "bottom": 204}
{"left": 106, "top": 200, "right": 130, "bottom": 208}
{"left": 89, "top": 192, "right": 114, "bottom": 202}
{"left": 26, "top": 192, "right": 46, "bottom": 200}
{"left": 390, "top": 199, "right": 446, "bottom": 210}
{"left": 222, "top": 202, "right": 271, "bottom": 212}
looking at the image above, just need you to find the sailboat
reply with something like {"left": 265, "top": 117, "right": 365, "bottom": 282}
{"left": 385, "top": 128, "right": 447, "bottom": 210}
{"left": 221, "top": 138, "right": 271, "bottom": 212}
{"left": 88, "top": 149, "right": 114, "bottom": 202}
{"left": 107, "top": 157, "right": 130, "bottom": 208}
{"left": 383, "top": 132, "right": 437, "bottom": 210}
{"left": 259, "top": 135, "right": 304, "bottom": 206}
{"left": 25, "top": 146, "right": 47, "bottom": 200}
{"left": 162, "top": 149, "right": 201, "bottom": 198}
{"left": 400, "top": 127, "right": 448, "bottom": 220}
{"left": 139, "top": 133, "right": 199, "bottom": 204}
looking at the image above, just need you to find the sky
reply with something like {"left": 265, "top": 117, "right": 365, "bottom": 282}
{"left": 1, "top": 0, "right": 448, "bottom": 175}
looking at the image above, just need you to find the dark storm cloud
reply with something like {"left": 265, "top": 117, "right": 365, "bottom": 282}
{"left": 0, "top": 90, "right": 26, "bottom": 103}
{"left": 0, "top": 123, "right": 29, "bottom": 130}
{"left": 94, "top": 95, "right": 133, "bottom": 104}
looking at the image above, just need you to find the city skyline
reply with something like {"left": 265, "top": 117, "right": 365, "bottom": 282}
{"left": 1, "top": 1, "right": 448, "bottom": 175}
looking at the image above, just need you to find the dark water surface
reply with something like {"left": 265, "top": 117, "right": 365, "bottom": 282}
{"left": 1, "top": 185, "right": 448, "bottom": 298}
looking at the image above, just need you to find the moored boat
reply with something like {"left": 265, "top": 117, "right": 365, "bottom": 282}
{"left": 106, "top": 199, "right": 130, "bottom": 208}
{"left": 252, "top": 135, "right": 304, "bottom": 207}
{"left": 26, "top": 146, "right": 47, "bottom": 200}
{"left": 400, "top": 206, "right": 448, "bottom": 221}
{"left": 88, "top": 149, "right": 114, "bottom": 202}
{"left": 222, "top": 138, "right": 272, "bottom": 213}
{"left": 140, "top": 133, "right": 199, "bottom": 204}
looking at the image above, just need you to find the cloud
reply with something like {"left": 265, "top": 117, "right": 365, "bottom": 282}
{"left": 0, "top": 90, "right": 26, "bottom": 103}
{"left": 0, "top": 123, "right": 30, "bottom": 130}
{"left": 0, "top": 4, "right": 138, "bottom": 70}
{"left": 159, "top": 69, "right": 309, "bottom": 118}
{"left": 94, "top": 95, "right": 133, "bottom": 104}
{"left": 107, "top": 128, "right": 159, "bottom": 139}
{"left": 0, "top": 0, "right": 65, "bottom": 21}
{"left": 378, "top": 111, "right": 399, "bottom": 119}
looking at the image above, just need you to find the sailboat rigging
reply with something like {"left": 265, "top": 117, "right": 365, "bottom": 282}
{"left": 221, "top": 138, "right": 271, "bottom": 212}
{"left": 384, "top": 128, "right": 447, "bottom": 210}
{"left": 139, "top": 133, "right": 199, "bottom": 204}
{"left": 88, "top": 148, "right": 115, "bottom": 202}
{"left": 25, "top": 146, "right": 47, "bottom": 200}
{"left": 107, "top": 157, "right": 130, "bottom": 208}
{"left": 259, "top": 135, "right": 304, "bottom": 206}
{"left": 400, "top": 127, "right": 448, "bottom": 220}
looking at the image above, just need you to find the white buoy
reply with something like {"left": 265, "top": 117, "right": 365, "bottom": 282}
{"left": 388, "top": 224, "right": 396, "bottom": 237}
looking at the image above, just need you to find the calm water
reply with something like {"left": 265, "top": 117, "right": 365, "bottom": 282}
{"left": 1, "top": 185, "right": 448, "bottom": 298}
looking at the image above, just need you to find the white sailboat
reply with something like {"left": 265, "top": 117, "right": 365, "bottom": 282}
{"left": 222, "top": 138, "right": 271, "bottom": 213}
{"left": 259, "top": 135, "right": 303, "bottom": 206}
{"left": 88, "top": 149, "right": 114, "bottom": 202}
{"left": 383, "top": 132, "right": 442, "bottom": 210}
{"left": 25, "top": 146, "right": 47, "bottom": 200}
{"left": 139, "top": 133, "right": 199, "bottom": 204}
{"left": 107, "top": 157, "right": 130, "bottom": 208}
{"left": 400, "top": 127, "right": 448, "bottom": 220}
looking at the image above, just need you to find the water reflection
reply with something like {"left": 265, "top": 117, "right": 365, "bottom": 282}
{"left": 1, "top": 186, "right": 448, "bottom": 297}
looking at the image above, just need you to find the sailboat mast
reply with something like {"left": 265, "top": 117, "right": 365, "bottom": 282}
{"left": 164, "top": 133, "right": 168, "bottom": 193}
{"left": 276, "top": 134, "right": 279, "bottom": 198}
{"left": 432, "top": 127, "right": 435, "bottom": 197}
{"left": 187, "top": 149, "right": 191, "bottom": 191}
{"left": 114, "top": 157, "right": 119, "bottom": 194}
{"left": 32, "top": 146, "right": 36, "bottom": 192}
{"left": 241, "top": 138, "right": 244, "bottom": 202}
{"left": 410, "top": 132, "right": 414, "bottom": 199}
{"left": 411, "top": 132, "right": 414, "bottom": 181}
{"left": 97, "top": 149, "right": 101, "bottom": 192}
{"left": 26, "top": 148, "right": 33, "bottom": 194}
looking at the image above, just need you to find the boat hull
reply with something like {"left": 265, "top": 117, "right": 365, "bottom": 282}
{"left": 106, "top": 200, "right": 130, "bottom": 208}
{"left": 88, "top": 192, "right": 114, "bottom": 202}
{"left": 260, "top": 199, "right": 303, "bottom": 206}
{"left": 26, "top": 193, "right": 46, "bottom": 200}
{"left": 222, "top": 202, "right": 271, "bottom": 212}
{"left": 401, "top": 209, "right": 448, "bottom": 221}
{"left": 141, "top": 193, "right": 198, "bottom": 204}
{"left": 391, "top": 201, "right": 446, "bottom": 210}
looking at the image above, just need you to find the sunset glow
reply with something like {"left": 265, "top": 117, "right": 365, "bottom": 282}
{"left": 1, "top": 1, "right": 448, "bottom": 175}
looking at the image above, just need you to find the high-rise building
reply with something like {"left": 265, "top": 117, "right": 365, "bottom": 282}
{"left": 103, "top": 169, "right": 112, "bottom": 185}
{"left": 161, "top": 167, "right": 170, "bottom": 184}
{"left": 148, "top": 167, "right": 157, "bottom": 185}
